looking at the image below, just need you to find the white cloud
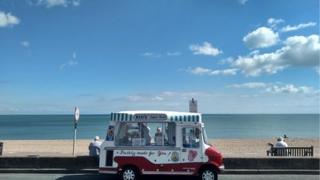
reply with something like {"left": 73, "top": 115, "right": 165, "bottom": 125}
{"left": 142, "top": 52, "right": 153, "bottom": 56}
{"left": 59, "top": 60, "right": 77, "bottom": 70}
{"left": 187, "top": 67, "right": 237, "bottom": 76}
{"left": 127, "top": 96, "right": 143, "bottom": 102}
{"left": 152, "top": 96, "right": 164, "bottom": 101}
{"left": 124, "top": 95, "right": 164, "bottom": 102}
{"left": 108, "top": 89, "right": 319, "bottom": 113}
{"left": 266, "top": 84, "right": 316, "bottom": 94}
{"left": 158, "top": 91, "right": 211, "bottom": 100}
{"left": 190, "top": 42, "right": 222, "bottom": 56}
{"left": 141, "top": 52, "right": 161, "bottom": 58}
{"left": 267, "top": 18, "right": 284, "bottom": 29}
{"left": 20, "top": 41, "right": 30, "bottom": 48}
{"left": 188, "top": 67, "right": 210, "bottom": 75}
{"left": 238, "top": 0, "right": 248, "bottom": 5}
{"left": 2, "top": 88, "right": 318, "bottom": 114}
{"left": 231, "top": 51, "right": 285, "bottom": 76}
{"left": 211, "top": 68, "right": 238, "bottom": 76}
{"left": 142, "top": 51, "right": 181, "bottom": 57}
{"left": 118, "top": 91, "right": 211, "bottom": 104}
{"left": 229, "top": 82, "right": 319, "bottom": 95}
{"left": 45, "top": 0, "right": 68, "bottom": 7}
{"left": 281, "top": 22, "right": 317, "bottom": 32}
{"left": 0, "top": 11, "right": 20, "bottom": 27}
{"left": 229, "top": 82, "right": 267, "bottom": 88}
{"left": 219, "top": 57, "right": 234, "bottom": 65}
{"left": 59, "top": 52, "right": 78, "bottom": 70}
{"left": 36, "top": 0, "right": 80, "bottom": 8}
{"left": 233, "top": 34, "right": 320, "bottom": 76}
{"left": 72, "top": 0, "right": 80, "bottom": 6}
{"left": 243, "top": 27, "right": 279, "bottom": 49}
{"left": 282, "top": 35, "right": 320, "bottom": 66}
{"left": 167, "top": 52, "right": 181, "bottom": 56}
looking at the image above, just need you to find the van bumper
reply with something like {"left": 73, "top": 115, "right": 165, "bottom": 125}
{"left": 99, "top": 167, "right": 118, "bottom": 174}
{"left": 218, "top": 164, "right": 225, "bottom": 172}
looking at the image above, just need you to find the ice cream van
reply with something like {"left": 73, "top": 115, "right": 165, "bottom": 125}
{"left": 99, "top": 110, "right": 224, "bottom": 180}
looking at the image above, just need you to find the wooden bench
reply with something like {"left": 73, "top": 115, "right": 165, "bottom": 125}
{"left": 267, "top": 146, "right": 314, "bottom": 157}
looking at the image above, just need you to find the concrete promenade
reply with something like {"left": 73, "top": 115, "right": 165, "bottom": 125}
{"left": 0, "top": 173, "right": 319, "bottom": 180}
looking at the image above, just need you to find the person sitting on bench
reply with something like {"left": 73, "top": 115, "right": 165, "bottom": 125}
{"left": 275, "top": 137, "right": 288, "bottom": 148}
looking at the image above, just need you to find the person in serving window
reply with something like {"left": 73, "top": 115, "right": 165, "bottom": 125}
{"left": 120, "top": 124, "right": 131, "bottom": 145}
{"left": 140, "top": 123, "right": 151, "bottom": 145}
{"left": 189, "top": 128, "right": 200, "bottom": 148}
{"left": 155, "top": 127, "right": 163, "bottom": 146}
{"left": 106, "top": 126, "right": 114, "bottom": 141}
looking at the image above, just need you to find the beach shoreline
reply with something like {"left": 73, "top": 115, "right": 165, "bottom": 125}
{"left": 1, "top": 138, "right": 319, "bottom": 157}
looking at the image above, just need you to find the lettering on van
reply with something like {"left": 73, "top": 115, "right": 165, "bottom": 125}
{"left": 134, "top": 114, "right": 167, "bottom": 121}
{"left": 116, "top": 150, "right": 174, "bottom": 158}
{"left": 117, "top": 150, "right": 159, "bottom": 157}
{"left": 118, "top": 150, "right": 136, "bottom": 156}
{"left": 157, "top": 150, "right": 166, "bottom": 157}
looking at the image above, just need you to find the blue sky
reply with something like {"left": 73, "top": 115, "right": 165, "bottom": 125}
{"left": 0, "top": 0, "right": 319, "bottom": 114}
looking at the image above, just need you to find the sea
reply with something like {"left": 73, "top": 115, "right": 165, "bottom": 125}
{"left": 0, "top": 114, "right": 319, "bottom": 140}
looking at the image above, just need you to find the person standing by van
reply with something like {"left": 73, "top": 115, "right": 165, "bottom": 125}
{"left": 89, "top": 136, "right": 102, "bottom": 156}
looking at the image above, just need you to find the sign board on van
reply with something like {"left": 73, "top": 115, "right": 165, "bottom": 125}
{"left": 134, "top": 114, "right": 167, "bottom": 121}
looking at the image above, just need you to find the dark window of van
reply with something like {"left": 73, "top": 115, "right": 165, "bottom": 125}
{"left": 115, "top": 122, "right": 176, "bottom": 147}
{"left": 182, "top": 127, "right": 200, "bottom": 148}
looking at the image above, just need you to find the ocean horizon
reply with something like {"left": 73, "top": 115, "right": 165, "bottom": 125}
{"left": 0, "top": 114, "right": 319, "bottom": 140}
{"left": 1, "top": 113, "right": 318, "bottom": 115}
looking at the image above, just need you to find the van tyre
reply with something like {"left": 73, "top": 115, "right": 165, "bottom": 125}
{"left": 200, "top": 168, "right": 218, "bottom": 180}
{"left": 121, "top": 167, "right": 139, "bottom": 180}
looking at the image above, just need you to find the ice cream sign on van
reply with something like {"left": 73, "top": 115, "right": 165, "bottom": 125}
{"left": 99, "top": 110, "right": 224, "bottom": 180}
{"left": 134, "top": 113, "right": 167, "bottom": 121}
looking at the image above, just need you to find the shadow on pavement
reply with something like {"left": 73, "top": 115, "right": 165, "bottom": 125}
{"left": 55, "top": 174, "right": 196, "bottom": 180}
{"left": 55, "top": 174, "right": 116, "bottom": 180}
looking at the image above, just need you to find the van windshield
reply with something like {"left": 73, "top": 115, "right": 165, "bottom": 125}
{"left": 202, "top": 127, "right": 210, "bottom": 146}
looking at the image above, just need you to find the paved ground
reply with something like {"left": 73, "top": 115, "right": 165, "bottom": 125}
{"left": 0, "top": 173, "right": 319, "bottom": 180}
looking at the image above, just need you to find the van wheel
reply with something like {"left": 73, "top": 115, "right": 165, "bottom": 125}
{"left": 121, "top": 167, "right": 138, "bottom": 180}
{"left": 200, "top": 168, "right": 217, "bottom": 180}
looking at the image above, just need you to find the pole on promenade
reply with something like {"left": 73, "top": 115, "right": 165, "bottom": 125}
{"left": 73, "top": 107, "right": 80, "bottom": 156}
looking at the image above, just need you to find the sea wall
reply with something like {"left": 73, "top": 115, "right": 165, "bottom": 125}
{"left": 224, "top": 157, "right": 319, "bottom": 170}
{"left": 0, "top": 156, "right": 97, "bottom": 169}
{"left": 0, "top": 156, "right": 319, "bottom": 170}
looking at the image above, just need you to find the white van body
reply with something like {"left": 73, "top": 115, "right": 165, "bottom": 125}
{"left": 99, "top": 111, "right": 223, "bottom": 180}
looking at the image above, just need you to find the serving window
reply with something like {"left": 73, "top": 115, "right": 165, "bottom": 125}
{"left": 182, "top": 127, "right": 201, "bottom": 148}
{"left": 115, "top": 122, "right": 176, "bottom": 147}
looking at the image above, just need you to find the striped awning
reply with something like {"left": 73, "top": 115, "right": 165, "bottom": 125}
{"left": 110, "top": 112, "right": 200, "bottom": 123}
{"left": 110, "top": 112, "right": 134, "bottom": 122}
{"left": 168, "top": 114, "right": 200, "bottom": 122}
